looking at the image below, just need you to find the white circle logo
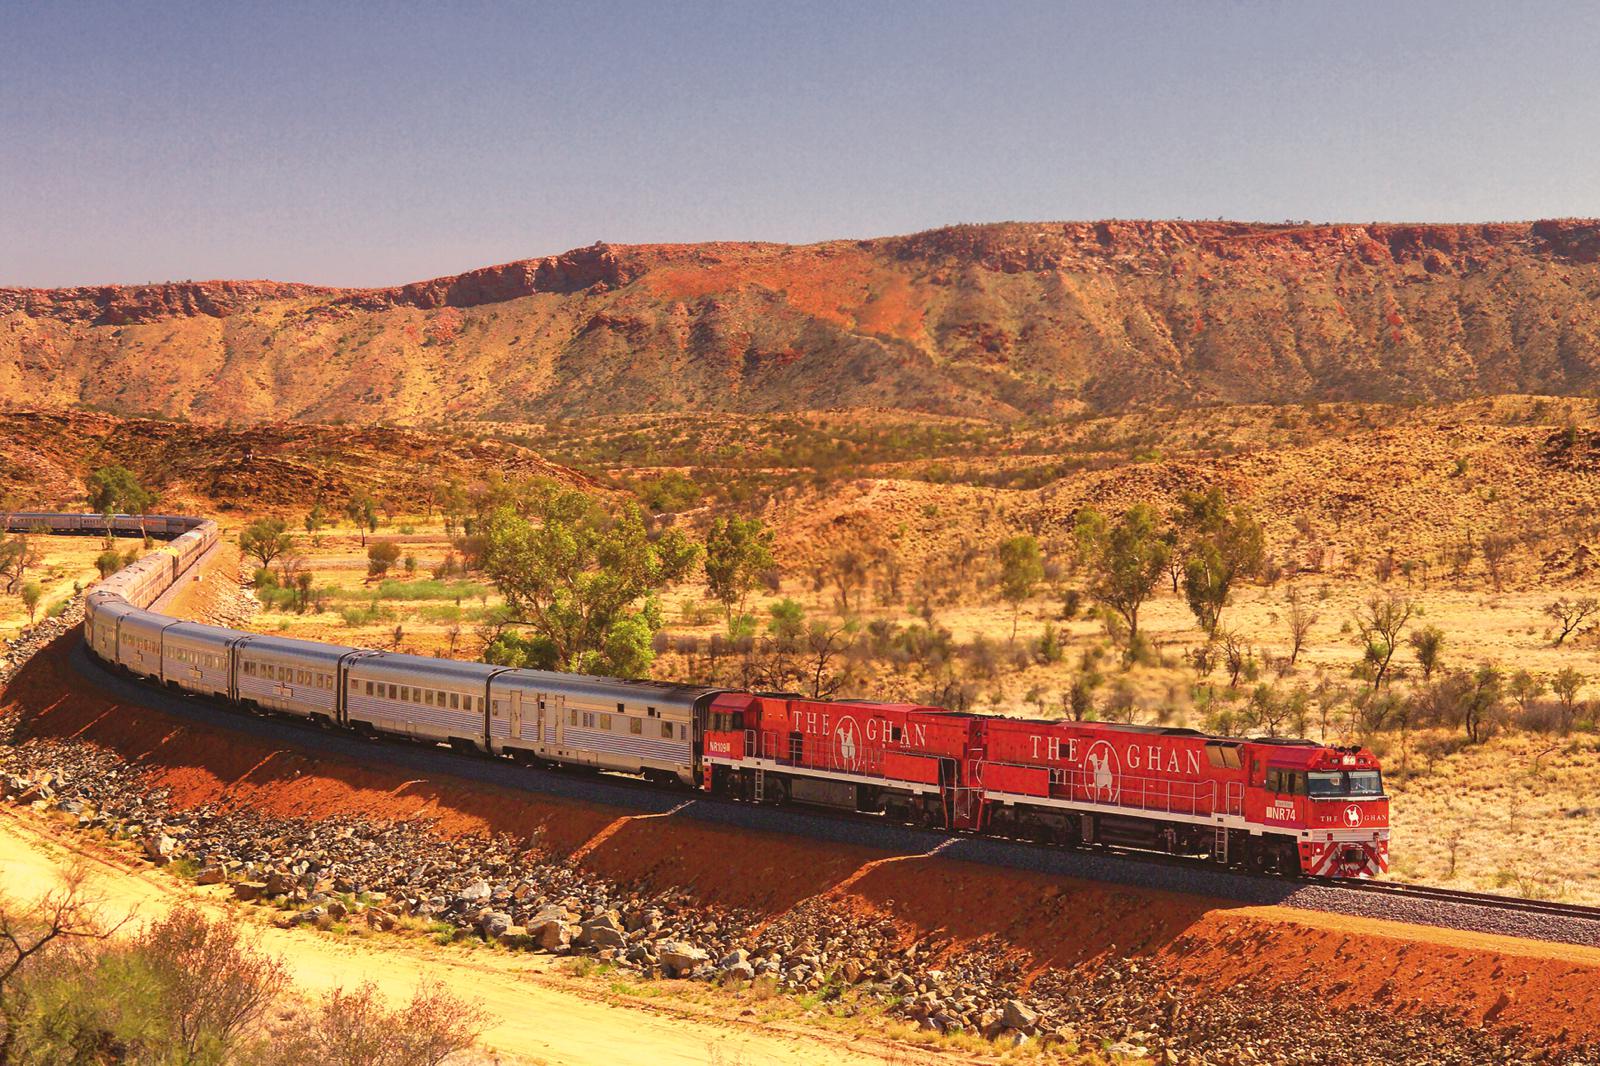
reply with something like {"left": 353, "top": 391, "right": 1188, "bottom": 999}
{"left": 1343, "top": 804, "right": 1362, "bottom": 828}
{"left": 1084, "top": 740, "right": 1121, "bottom": 804}
{"left": 835, "top": 719, "right": 861, "bottom": 772}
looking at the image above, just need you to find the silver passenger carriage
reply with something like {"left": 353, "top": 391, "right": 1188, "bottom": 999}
{"left": 161, "top": 621, "right": 243, "bottom": 699}
{"left": 234, "top": 634, "right": 356, "bottom": 721}
{"left": 116, "top": 607, "right": 174, "bottom": 679}
{"left": 345, "top": 653, "right": 503, "bottom": 750}
{"left": 491, "top": 671, "right": 717, "bottom": 785}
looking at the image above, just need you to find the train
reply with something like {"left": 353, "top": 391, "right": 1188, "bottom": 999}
{"left": 6, "top": 511, "right": 1389, "bottom": 879}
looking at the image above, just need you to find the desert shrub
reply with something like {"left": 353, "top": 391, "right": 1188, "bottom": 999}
{"left": 367, "top": 541, "right": 402, "bottom": 578}
{"left": 1034, "top": 623, "right": 1064, "bottom": 664}
{"left": 368, "top": 579, "right": 486, "bottom": 602}
{"left": 256, "top": 981, "right": 488, "bottom": 1066}
{"left": 8, "top": 906, "right": 286, "bottom": 1065}
{"left": 963, "top": 636, "right": 1000, "bottom": 679}
{"left": 254, "top": 567, "right": 278, "bottom": 589}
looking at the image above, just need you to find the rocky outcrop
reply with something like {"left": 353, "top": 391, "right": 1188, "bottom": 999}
{"left": 6, "top": 220, "right": 1600, "bottom": 422}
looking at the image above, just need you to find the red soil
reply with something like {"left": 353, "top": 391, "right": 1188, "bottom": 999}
{"left": 6, "top": 632, "right": 1599, "bottom": 1049}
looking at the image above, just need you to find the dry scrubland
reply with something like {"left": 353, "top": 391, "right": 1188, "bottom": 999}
{"left": 0, "top": 535, "right": 107, "bottom": 642}
{"left": 6, "top": 395, "right": 1599, "bottom": 905}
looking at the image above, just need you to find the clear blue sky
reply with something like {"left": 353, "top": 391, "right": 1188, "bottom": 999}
{"left": 3, "top": 1, "right": 1597, "bottom": 287}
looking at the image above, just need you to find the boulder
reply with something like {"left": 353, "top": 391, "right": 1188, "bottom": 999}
{"left": 1002, "top": 998, "right": 1038, "bottom": 1033}
{"left": 456, "top": 879, "right": 492, "bottom": 904}
{"left": 578, "top": 914, "right": 626, "bottom": 949}
{"left": 143, "top": 833, "right": 176, "bottom": 864}
{"left": 479, "top": 910, "right": 513, "bottom": 938}
{"left": 233, "top": 881, "right": 269, "bottom": 902}
{"left": 194, "top": 865, "right": 227, "bottom": 886}
{"left": 658, "top": 941, "right": 710, "bottom": 976}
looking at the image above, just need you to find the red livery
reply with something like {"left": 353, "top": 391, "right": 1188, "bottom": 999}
{"left": 704, "top": 696, "right": 1388, "bottom": 878}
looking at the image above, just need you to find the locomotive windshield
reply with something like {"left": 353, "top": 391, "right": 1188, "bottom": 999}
{"left": 1308, "top": 770, "right": 1384, "bottom": 797}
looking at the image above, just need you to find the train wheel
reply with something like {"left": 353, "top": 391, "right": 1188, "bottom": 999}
{"left": 1246, "top": 839, "right": 1273, "bottom": 874}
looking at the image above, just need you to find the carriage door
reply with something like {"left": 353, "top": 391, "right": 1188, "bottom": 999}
{"left": 508, "top": 690, "right": 523, "bottom": 743}
{"left": 554, "top": 694, "right": 566, "bottom": 749}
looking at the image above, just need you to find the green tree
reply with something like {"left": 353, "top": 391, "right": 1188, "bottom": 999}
{"left": 85, "top": 465, "right": 155, "bottom": 540}
{"left": 1074, "top": 504, "right": 1170, "bottom": 650}
{"left": 304, "top": 503, "right": 327, "bottom": 534}
{"left": 95, "top": 550, "right": 123, "bottom": 579}
{"left": 1408, "top": 624, "right": 1445, "bottom": 681}
{"left": 638, "top": 471, "right": 701, "bottom": 514}
{"left": 20, "top": 581, "right": 41, "bottom": 623}
{"left": 1353, "top": 592, "right": 1413, "bottom": 690}
{"left": 478, "top": 480, "right": 698, "bottom": 677}
{"left": 345, "top": 492, "right": 379, "bottom": 547}
{"left": 1460, "top": 664, "right": 1504, "bottom": 744}
{"left": 239, "top": 519, "right": 294, "bottom": 570}
{"left": 1551, "top": 667, "right": 1585, "bottom": 733}
{"left": 704, "top": 516, "right": 775, "bottom": 621}
{"left": 767, "top": 597, "right": 806, "bottom": 645}
{"left": 997, "top": 534, "right": 1044, "bottom": 641}
{"left": 85, "top": 465, "right": 155, "bottom": 518}
{"left": 1177, "top": 488, "right": 1265, "bottom": 636}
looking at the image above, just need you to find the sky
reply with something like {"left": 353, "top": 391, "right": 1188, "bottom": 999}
{"left": 3, "top": 1, "right": 1598, "bottom": 287}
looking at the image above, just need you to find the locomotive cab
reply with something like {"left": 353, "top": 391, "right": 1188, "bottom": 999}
{"left": 1296, "top": 747, "right": 1389, "bottom": 877}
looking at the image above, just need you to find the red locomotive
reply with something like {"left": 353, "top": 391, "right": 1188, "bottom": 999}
{"left": 704, "top": 694, "right": 1388, "bottom": 878}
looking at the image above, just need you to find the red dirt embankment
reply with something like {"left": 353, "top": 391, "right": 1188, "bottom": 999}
{"left": 6, "top": 634, "right": 1600, "bottom": 1050}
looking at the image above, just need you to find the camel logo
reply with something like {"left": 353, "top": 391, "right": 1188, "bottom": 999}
{"left": 835, "top": 718, "right": 861, "bottom": 772}
{"left": 1342, "top": 804, "right": 1363, "bottom": 828}
{"left": 1084, "top": 740, "right": 1121, "bottom": 804}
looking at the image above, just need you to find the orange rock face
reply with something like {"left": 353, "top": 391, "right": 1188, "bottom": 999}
{"left": 3, "top": 220, "right": 1600, "bottom": 422}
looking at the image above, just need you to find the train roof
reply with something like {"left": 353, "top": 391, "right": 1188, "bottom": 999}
{"left": 494, "top": 667, "right": 719, "bottom": 702}
{"left": 348, "top": 651, "right": 502, "bottom": 684}
{"left": 982, "top": 714, "right": 1330, "bottom": 748}
{"left": 162, "top": 620, "right": 248, "bottom": 644}
{"left": 235, "top": 633, "right": 361, "bottom": 663}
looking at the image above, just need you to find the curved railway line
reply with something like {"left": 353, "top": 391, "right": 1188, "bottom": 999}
{"left": 6, "top": 511, "right": 1600, "bottom": 949}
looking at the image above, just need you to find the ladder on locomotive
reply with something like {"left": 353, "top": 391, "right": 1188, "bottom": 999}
{"left": 1213, "top": 823, "right": 1229, "bottom": 864}
{"left": 752, "top": 767, "right": 767, "bottom": 803}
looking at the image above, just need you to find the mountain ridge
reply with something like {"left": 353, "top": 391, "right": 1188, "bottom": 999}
{"left": 4, "top": 219, "right": 1600, "bottom": 423}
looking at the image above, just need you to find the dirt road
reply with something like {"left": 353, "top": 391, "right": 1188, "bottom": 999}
{"left": 0, "top": 807, "right": 954, "bottom": 1066}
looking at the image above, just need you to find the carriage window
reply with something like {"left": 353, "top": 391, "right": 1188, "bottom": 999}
{"left": 647, "top": 706, "right": 657, "bottom": 718}
{"left": 450, "top": 693, "right": 460, "bottom": 710}
{"left": 388, "top": 684, "right": 397, "bottom": 699}
{"left": 660, "top": 721, "right": 673, "bottom": 739}
{"left": 630, "top": 718, "right": 642, "bottom": 735}
{"left": 570, "top": 709, "right": 578, "bottom": 725}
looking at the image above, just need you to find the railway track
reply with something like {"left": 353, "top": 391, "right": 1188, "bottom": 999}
{"left": 1320, "top": 876, "right": 1600, "bottom": 924}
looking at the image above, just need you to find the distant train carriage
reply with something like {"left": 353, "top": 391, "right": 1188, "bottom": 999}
{"left": 234, "top": 635, "right": 352, "bottom": 721}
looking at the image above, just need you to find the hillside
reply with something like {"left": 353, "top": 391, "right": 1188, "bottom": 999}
{"left": 0, "top": 408, "right": 593, "bottom": 513}
{"left": 4, "top": 220, "right": 1600, "bottom": 424}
